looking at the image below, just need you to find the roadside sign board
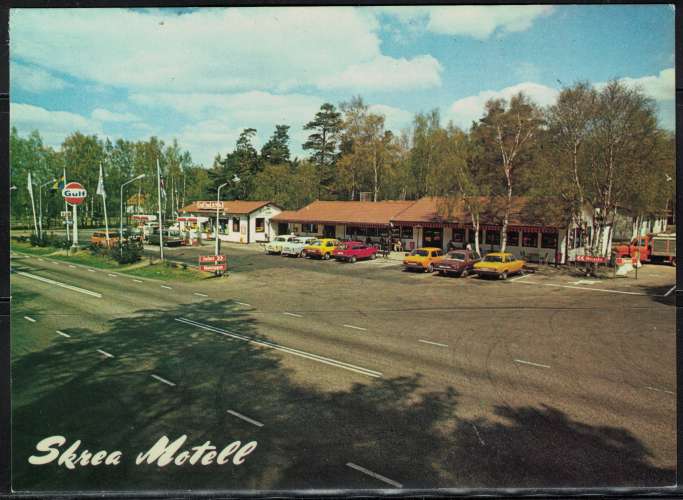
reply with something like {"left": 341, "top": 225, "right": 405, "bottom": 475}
{"left": 60, "top": 211, "right": 72, "bottom": 218}
{"left": 575, "top": 255, "right": 607, "bottom": 264}
{"left": 199, "top": 255, "right": 227, "bottom": 263}
{"left": 62, "top": 182, "right": 87, "bottom": 206}
{"left": 199, "top": 263, "right": 227, "bottom": 272}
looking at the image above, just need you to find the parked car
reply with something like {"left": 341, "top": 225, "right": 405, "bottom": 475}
{"left": 265, "top": 234, "right": 298, "bottom": 254}
{"left": 473, "top": 252, "right": 525, "bottom": 279}
{"left": 435, "top": 249, "right": 481, "bottom": 277}
{"left": 303, "top": 238, "right": 340, "bottom": 260}
{"left": 148, "top": 228, "right": 184, "bottom": 247}
{"left": 281, "top": 236, "right": 318, "bottom": 257}
{"left": 332, "top": 241, "right": 378, "bottom": 263}
{"left": 402, "top": 247, "right": 445, "bottom": 272}
{"left": 90, "top": 231, "right": 122, "bottom": 247}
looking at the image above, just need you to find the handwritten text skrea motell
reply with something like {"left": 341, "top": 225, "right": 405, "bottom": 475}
{"left": 28, "top": 435, "right": 258, "bottom": 469}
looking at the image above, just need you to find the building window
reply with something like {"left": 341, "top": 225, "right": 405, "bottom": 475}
{"left": 255, "top": 218, "right": 265, "bottom": 233}
{"left": 541, "top": 232, "right": 558, "bottom": 249}
{"left": 485, "top": 230, "right": 500, "bottom": 246}
{"left": 423, "top": 227, "right": 443, "bottom": 247}
{"left": 507, "top": 230, "right": 519, "bottom": 246}
{"left": 400, "top": 226, "right": 413, "bottom": 239}
{"left": 467, "top": 228, "right": 481, "bottom": 244}
{"left": 366, "top": 227, "right": 378, "bottom": 237}
{"left": 301, "top": 223, "right": 316, "bottom": 233}
{"left": 452, "top": 228, "right": 465, "bottom": 243}
{"left": 522, "top": 231, "right": 538, "bottom": 248}
{"left": 232, "top": 217, "right": 240, "bottom": 232}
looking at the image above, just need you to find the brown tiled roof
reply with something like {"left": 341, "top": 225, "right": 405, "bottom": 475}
{"left": 392, "top": 196, "right": 563, "bottom": 228}
{"left": 271, "top": 200, "right": 415, "bottom": 225}
{"left": 179, "top": 200, "right": 277, "bottom": 215}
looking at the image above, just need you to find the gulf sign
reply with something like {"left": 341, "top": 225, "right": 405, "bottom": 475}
{"left": 62, "top": 182, "right": 87, "bottom": 206}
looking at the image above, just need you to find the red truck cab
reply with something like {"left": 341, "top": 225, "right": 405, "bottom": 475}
{"left": 613, "top": 233, "right": 676, "bottom": 265}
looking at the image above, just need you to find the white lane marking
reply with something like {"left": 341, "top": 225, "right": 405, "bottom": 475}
{"left": 509, "top": 273, "right": 531, "bottom": 282}
{"left": 664, "top": 285, "right": 676, "bottom": 297}
{"left": 23, "top": 316, "right": 36, "bottom": 323}
{"left": 646, "top": 386, "right": 674, "bottom": 395}
{"left": 516, "top": 280, "right": 647, "bottom": 296}
{"left": 193, "top": 292, "right": 208, "bottom": 297}
{"left": 15, "top": 271, "right": 103, "bottom": 298}
{"left": 514, "top": 359, "right": 551, "bottom": 369}
{"left": 234, "top": 301, "right": 251, "bottom": 307}
{"left": 96, "top": 349, "right": 114, "bottom": 358}
{"left": 343, "top": 324, "right": 367, "bottom": 331}
{"left": 419, "top": 339, "right": 448, "bottom": 348}
{"left": 283, "top": 312, "right": 302, "bottom": 318}
{"left": 56, "top": 330, "right": 71, "bottom": 338}
{"left": 175, "top": 317, "right": 382, "bottom": 378}
{"left": 87, "top": 269, "right": 96, "bottom": 273}
{"left": 346, "top": 463, "right": 403, "bottom": 488}
{"left": 108, "top": 273, "right": 117, "bottom": 278}
{"left": 568, "top": 279, "right": 599, "bottom": 285}
{"left": 471, "top": 424, "right": 486, "bottom": 446}
{"left": 161, "top": 285, "right": 173, "bottom": 290}
{"left": 132, "top": 279, "right": 143, "bottom": 283}
{"left": 151, "top": 374, "right": 176, "bottom": 387}
{"left": 227, "top": 410, "right": 264, "bottom": 428}
{"left": 69, "top": 265, "right": 76, "bottom": 269}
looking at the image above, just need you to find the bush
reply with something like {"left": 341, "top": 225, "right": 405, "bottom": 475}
{"left": 110, "top": 240, "right": 143, "bottom": 265}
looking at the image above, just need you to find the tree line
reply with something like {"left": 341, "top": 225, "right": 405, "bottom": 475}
{"left": 11, "top": 79, "right": 674, "bottom": 256}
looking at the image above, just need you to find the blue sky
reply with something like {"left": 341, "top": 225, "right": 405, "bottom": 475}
{"left": 9, "top": 5, "right": 675, "bottom": 167}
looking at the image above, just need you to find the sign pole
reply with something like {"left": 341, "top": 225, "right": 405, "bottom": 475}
{"left": 71, "top": 203, "right": 79, "bottom": 250}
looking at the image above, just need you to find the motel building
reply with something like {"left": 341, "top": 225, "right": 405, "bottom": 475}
{"left": 271, "top": 197, "right": 666, "bottom": 264}
{"left": 177, "top": 200, "right": 282, "bottom": 244}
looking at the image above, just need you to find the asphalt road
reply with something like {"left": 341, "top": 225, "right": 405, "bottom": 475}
{"left": 9, "top": 248, "right": 676, "bottom": 492}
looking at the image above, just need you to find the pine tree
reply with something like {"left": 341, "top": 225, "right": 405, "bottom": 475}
{"left": 303, "top": 103, "right": 343, "bottom": 198}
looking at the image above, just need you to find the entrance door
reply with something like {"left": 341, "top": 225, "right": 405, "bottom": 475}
{"left": 323, "top": 225, "right": 336, "bottom": 238}
{"left": 278, "top": 222, "right": 289, "bottom": 235}
{"left": 423, "top": 227, "right": 443, "bottom": 248}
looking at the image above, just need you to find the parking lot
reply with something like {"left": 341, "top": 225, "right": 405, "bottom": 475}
{"left": 10, "top": 238, "right": 676, "bottom": 491}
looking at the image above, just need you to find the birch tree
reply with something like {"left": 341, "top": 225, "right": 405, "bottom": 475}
{"left": 472, "top": 93, "right": 542, "bottom": 251}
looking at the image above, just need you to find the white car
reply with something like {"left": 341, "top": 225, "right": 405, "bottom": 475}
{"left": 281, "top": 236, "right": 318, "bottom": 257}
{"left": 265, "top": 234, "right": 298, "bottom": 254}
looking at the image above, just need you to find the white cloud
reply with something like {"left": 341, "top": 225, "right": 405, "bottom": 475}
{"left": 10, "top": 103, "right": 103, "bottom": 146}
{"left": 447, "top": 82, "right": 559, "bottom": 128}
{"left": 10, "top": 7, "right": 439, "bottom": 93}
{"left": 91, "top": 108, "right": 140, "bottom": 123}
{"left": 10, "top": 61, "right": 69, "bottom": 93}
{"left": 131, "top": 90, "right": 328, "bottom": 166}
{"left": 368, "top": 104, "right": 413, "bottom": 133}
{"left": 317, "top": 54, "right": 442, "bottom": 91}
{"left": 379, "top": 5, "right": 553, "bottom": 39}
{"left": 616, "top": 67, "right": 674, "bottom": 101}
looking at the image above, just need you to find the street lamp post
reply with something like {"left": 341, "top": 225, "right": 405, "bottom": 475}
{"left": 120, "top": 174, "right": 146, "bottom": 256}
{"left": 38, "top": 178, "right": 56, "bottom": 239}
{"left": 215, "top": 182, "right": 228, "bottom": 276}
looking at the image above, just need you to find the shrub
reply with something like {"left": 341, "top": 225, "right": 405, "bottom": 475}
{"left": 110, "top": 240, "right": 142, "bottom": 265}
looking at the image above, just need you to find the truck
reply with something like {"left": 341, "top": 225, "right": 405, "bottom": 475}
{"left": 613, "top": 232, "right": 676, "bottom": 266}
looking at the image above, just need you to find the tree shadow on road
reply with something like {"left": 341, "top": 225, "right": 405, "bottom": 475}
{"left": 11, "top": 298, "right": 675, "bottom": 492}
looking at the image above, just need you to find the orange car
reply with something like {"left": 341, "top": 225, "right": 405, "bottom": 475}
{"left": 403, "top": 247, "right": 445, "bottom": 272}
{"left": 90, "top": 231, "right": 121, "bottom": 247}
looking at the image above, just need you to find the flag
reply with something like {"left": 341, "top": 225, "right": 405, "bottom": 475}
{"left": 96, "top": 163, "right": 106, "bottom": 197}
{"left": 53, "top": 173, "right": 66, "bottom": 190}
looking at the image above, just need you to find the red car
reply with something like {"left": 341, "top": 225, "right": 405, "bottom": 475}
{"left": 332, "top": 241, "right": 378, "bottom": 263}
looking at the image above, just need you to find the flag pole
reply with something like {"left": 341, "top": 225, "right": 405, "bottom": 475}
{"left": 156, "top": 157, "right": 164, "bottom": 261}
{"left": 98, "top": 162, "right": 111, "bottom": 247}
{"left": 63, "top": 167, "right": 70, "bottom": 242}
{"left": 27, "top": 171, "right": 38, "bottom": 237}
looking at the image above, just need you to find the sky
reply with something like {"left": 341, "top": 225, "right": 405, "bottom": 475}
{"left": 9, "top": 5, "right": 676, "bottom": 168}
